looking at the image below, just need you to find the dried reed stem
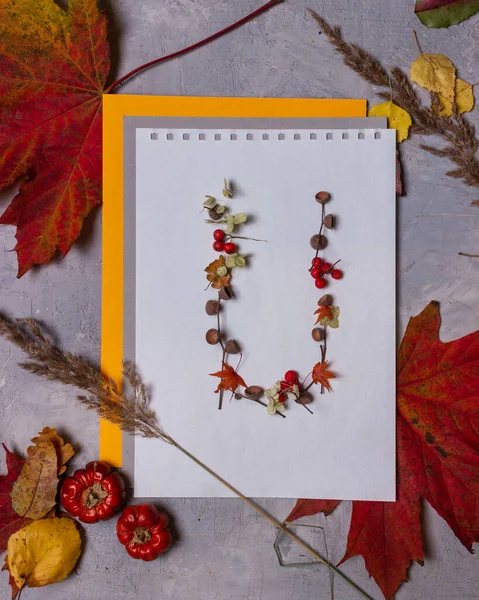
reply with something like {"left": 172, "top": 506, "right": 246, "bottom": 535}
{"left": 309, "top": 10, "right": 479, "bottom": 190}
{"left": 0, "top": 314, "right": 371, "bottom": 599}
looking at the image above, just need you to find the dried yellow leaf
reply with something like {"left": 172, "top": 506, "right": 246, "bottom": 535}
{"left": 11, "top": 439, "right": 58, "bottom": 520}
{"left": 436, "top": 78, "right": 475, "bottom": 116}
{"left": 28, "top": 427, "right": 75, "bottom": 476}
{"left": 410, "top": 53, "right": 456, "bottom": 102}
{"left": 6, "top": 518, "right": 82, "bottom": 591}
{"left": 368, "top": 101, "right": 412, "bottom": 142}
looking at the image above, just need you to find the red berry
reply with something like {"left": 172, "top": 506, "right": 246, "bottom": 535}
{"left": 213, "top": 241, "right": 224, "bottom": 252}
{"left": 213, "top": 229, "right": 225, "bottom": 241}
{"left": 278, "top": 392, "right": 286, "bottom": 403}
{"left": 315, "top": 277, "right": 327, "bottom": 289}
{"left": 310, "top": 267, "right": 321, "bottom": 279}
{"left": 284, "top": 370, "right": 299, "bottom": 384}
{"left": 224, "top": 242, "right": 237, "bottom": 254}
{"left": 312, "top": 257, "right": 323, "bottom": 268}
{"left": 321, "top": 262, "right": 332, "bottom": 274}
{"left": 331, "top": 269, "right": 343, "bottom": 280}
{"left": 280, "top": 380, "right": 290, "bottom": 391}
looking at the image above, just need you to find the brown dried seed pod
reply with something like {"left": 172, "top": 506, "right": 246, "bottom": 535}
{"left": 310, "top": 234, "right": 328, "bottom": 250}
{"left": 295, "top": 392, "right": 313, "bottom": 405}
{"left": 323, "top": 214, "right": 334, "bottom": 229}
{"left": 311, "top": 328, "right": 324, "bottom": 342}
{"left": 315, "top": 191, "right": 330, "bottom": 204}
{"left": 245, "top": 385, "right": 264, "bottom": 399}
{"left": 225, "top": 340, "right": 240, "bottom": 354}
{"left": 318, "top": 294, "right": 332, "bottom": 306}
{"left": 234, "top": 393, "right": 243, "bottom": 400}
{"left": 205, "top": 328, "right": 220, "bottom": 345}
{"left": 205, "top": 300, "right": 219, "bottom": 315}
{"left": 208, "top": 209, "right": 222, "bottom": 221}
{"left": 219, "top": 286, "right": 233, "bottom": 301}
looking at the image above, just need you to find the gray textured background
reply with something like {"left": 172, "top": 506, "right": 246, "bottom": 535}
{"left": 1, "top": 1, "right": 478, "bottom": 598}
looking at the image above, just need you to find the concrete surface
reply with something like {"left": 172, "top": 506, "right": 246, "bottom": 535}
{"left": 1, "top": 1, "right": 478, "bottom": 598}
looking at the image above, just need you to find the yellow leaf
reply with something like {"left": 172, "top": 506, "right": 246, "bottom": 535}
{"left": 6, "top": 518, "right": 82, "bottom": 591}
{"left": 368, "top": 101, "right": 412, "bottom": 142}
{"left": 436, "top": 78, "right": 475, "bottom": 117}
{"left": 410, "top": 53, "right": 456, "bottom": 102}
{"left": 28, "top": 427, "right": 75, "bottom": 476}
{"left": 11, "top": 439, "right": 58, "bottom": 520}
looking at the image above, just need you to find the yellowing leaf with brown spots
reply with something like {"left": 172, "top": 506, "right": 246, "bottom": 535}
{"left": 5, "top": 517, "right": 82, "bottom": 594}
{"left": 10, "top": 439, "right": 58, "bottom": 520}
{"left": 28, "top": 427, "right": 74, "bottom": 476}
{"left": 436, "top": 78, "right": 475, "bottom": 116}
{"left": 410, "top": 53, "right": 456, "bottom": 101}
{"left": 368, "top": 101, "right": 412, "bottom": 142}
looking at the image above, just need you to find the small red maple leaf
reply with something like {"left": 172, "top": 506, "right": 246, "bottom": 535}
{"left": 311, "top": 361, "right": 335, "bottom": 391}
{"left": 0, "top": 444, "right": 30, "bottom": 552}
{"left": 210, "top": 363, "right": 247, "bottom": 394}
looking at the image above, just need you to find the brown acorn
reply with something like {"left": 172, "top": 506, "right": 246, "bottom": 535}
{"left": 311, "top": 328, "right": 324, "bottom": 342}
{"left": 208, "top": 209, "right": 222, "bottom": 221}
{"left": 296, "top": 392, "right": 313, "bottom": 405}
{"left": 323, "top": 214, "right": 334, "bottom": 229}
{"left": 206, "top": 328, "right": 220, "bottom": 345}
{"left": 225, "top": 340, "right": 240, "bottom": 354}
{"left": 310, "top": 234, "right": 328, "bottom": 250}
{"left": 245, "top": 385, "right": 264, "bottom": 399}
{"left": 219, "top": 286, "right": 233, "bottom": 301}
{"left": 315, "top": 191, "right": 330, "bottom": 204}
{"left": 205, "top": 300, "right": 219, "bottom": 315}
{"left": 318, "top": 294, "right": 332, "bottom": 306}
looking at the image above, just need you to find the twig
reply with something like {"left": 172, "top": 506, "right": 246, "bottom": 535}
{"left": 217, "top": 292, "right": 226, "bottom": 410}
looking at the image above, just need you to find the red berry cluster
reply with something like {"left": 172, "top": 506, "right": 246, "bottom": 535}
{"left": 310, "top": 257, "right": 343, "bottom": 289}
{"left": 212, "top": 229, "right": 237, "bottom": 254}
{"left": 278, "top": 370, "right": 300, "bottom": 403}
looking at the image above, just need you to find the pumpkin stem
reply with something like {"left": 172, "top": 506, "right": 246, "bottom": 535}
{"left": 83, "top": 482, "right": 108, "bottom": 508}
{"left": 132, "top": 527, "right": 152, "bottom": 545}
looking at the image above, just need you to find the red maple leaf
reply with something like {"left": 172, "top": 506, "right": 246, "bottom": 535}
{"left": 285, "top": 302, "right": 479, "bottom": 599}
{"left": 0, "top": 0, "right": 109, "bottom": 277}
{"left": 311, "top": 361, "right": 335, "bottom": 391}
{"left": 210, "top": 363, "right": 247, "bottom": 394}
{"left": 0, "top": 444, "right": 30, "bottom": 552}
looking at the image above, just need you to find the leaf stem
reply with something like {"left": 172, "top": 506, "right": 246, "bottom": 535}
{"left": 413, "top": 30, "right": 423, "bottom": 55}
{"left": 217, "top": 292, "right": 226, "bottom": 410}
{"left": 105, "top": 1, "right": 284, "bottom": 93}
{"left": 459, "top": 252, "right": 479, "bottom": 257}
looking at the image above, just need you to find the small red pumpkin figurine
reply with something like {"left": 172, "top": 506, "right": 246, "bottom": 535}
{"left": 116, "top": 504, "right": 173, "bottom": 561}
{"left": 61, "top": 460, "right": 125, "bottom": 523}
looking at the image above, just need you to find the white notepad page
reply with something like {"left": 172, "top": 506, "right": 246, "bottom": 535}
{"left": 134, "top": 128, "right": 396, "bottom": 500}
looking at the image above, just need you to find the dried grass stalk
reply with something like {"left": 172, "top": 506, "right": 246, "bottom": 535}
{"left": 309, "top": 11, "right": 479, "bottom": 190}
{"left": 0, "top": 314, "right": 372, "bottom": 599}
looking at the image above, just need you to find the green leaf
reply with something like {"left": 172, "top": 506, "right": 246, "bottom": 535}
{"left": 225, "top": 216, "right": 235, "bottom": 235}
{"left": 235, "top": 256, "right": 246, "bottom": 268}
{"left": 217, "top": 266, "right": 228, "bottom": 276}
{"left": 225, "top": 256, "right": 236, "bottom": 269}
{"left": 415, "top": 0, "right": 479, "bottom": 28}
{"left": 233, "top": 213, "right": 247, "bottom": 225}
{"left": 203, "top": 196, "right": 216, "bottom": 208}
{"left": 223, "top": 178, "right": 233, "bottom": 199}
{"left": 215, "top": 205, "right": 226, "bottom": 214}
{"left": 329, "top": 319, "right": 340, "bottom": 329}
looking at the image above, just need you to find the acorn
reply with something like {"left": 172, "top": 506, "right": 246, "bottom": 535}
{"left": 245, "top": 385, "right": 264, "bottom": 399}
{"left": 225, "top": 340, "right": 240, "bottom": 354}
{"left": 205, "top": 300, "right": 219, "bottom": 315}
{"left": 295, "top": 392, "right": 313, "bottom": 405}
{"left": 315, "top": 191, "right": 330, "bottom": 204}
{"left": 323, "top": 214, "right": 334, "bottom": 229}
{"left": 318, "top": 294, "right": 332, "bottom": 306}
{"left": 206, "top": 328, "right": 220, "bottom": 345}
{"left": 311, "top": 328, "right": 324, "bottom": 342}
{"left": 219, "top": 286, "right": 233, "bottom": 301}
{"left": 208, "top": 209, "right": 222, "bottom": 221}
{"left": 310, "top": 234, "right": 328, "bottom": 250}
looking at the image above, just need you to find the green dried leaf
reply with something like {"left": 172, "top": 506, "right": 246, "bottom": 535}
{"left": 215, "top": 205, "right": 226, "bottom": 214}
{"left": 217, "top": 266, "right": 228, "bottom": 276}
{"left": 233, "top": 213, "right": 247, "bottom": 225}
{"left": 203, "top": 196, "right": 216, "bottom": 208}
{"left": 235, "top": 256, "right": 246, "bottom": 268}
{"left": 223, "top": 178, "right": 233, "bottom": 199}
{"left": 225, "top": 255, "right": 237, "bottom": 269}
{"left": 225, "top": 216, "right": 235, "bottom": 235}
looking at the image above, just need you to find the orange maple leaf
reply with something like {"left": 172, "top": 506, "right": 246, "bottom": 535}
{"left": 205, "top": 256, "right": 231, "bottom": 289}
{"left": 311, "top": 361, "right": 335, "bottom": 391}
{"left": 210, "top": 363, "right": 247, "bottom": 394}
{"left": 314, "top": 305, "right": 333, "bottom": 325}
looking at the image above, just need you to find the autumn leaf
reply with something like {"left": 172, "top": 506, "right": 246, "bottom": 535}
{"left": 0, "top": 445, "right": 31, "bottom": 552}
{"left": 436, "top": 78, "right": 475, "bottom": 116}
{"left": 205, "top": 256, "right": 231, "bottom": 289}
{"left": 311, "top": 361, "right": 335, "bottom": 391}
{"left": 28, "top": 427, "right": 75, "bottom": 476}
{"left": 286, "top": 301, "right": 479, "bottom": 599}
{"left": 368, "top": 101, "right": 412, "bottom": 142}
{"left": 0, "top": 0, "right": 110, "bottom": 277}
{"left": 314, "top": 305, "right": 332, "bottom": 325}
{"left": 410, "top": 52, "right": 456, "bottom": 102}
{"left": 210, "top": 363, "right": 247, "bottom": 394}
{"left": 2, "top": 558, "right": 20, "bottom": 600}
{"left": 415, "top": 0, "right": 479, "bottom": 28}
{"left": 396, "top": 150, "right": 404, "bottom": 196}
{"left": 11, "top": 439, "right": 58, "bottom": 520}
{"left": 5, "top": 517, "right": 82, "bottom": 595}
{"left": 286, "top": 499, "right": 340, "bottom": 523}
